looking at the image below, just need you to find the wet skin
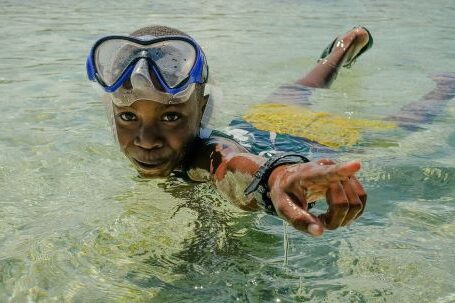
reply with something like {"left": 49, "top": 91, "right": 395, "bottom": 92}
{"left": 113, "top": 93, "right": 206, "bottom": 178}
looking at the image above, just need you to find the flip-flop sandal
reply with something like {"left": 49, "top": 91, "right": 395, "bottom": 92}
{"left": 318, "top": 26, "right": 373, "bottom": 68}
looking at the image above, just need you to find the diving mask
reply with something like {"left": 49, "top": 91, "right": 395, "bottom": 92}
{"left": 86, "top": 35, "right": 209, "bottom": 105}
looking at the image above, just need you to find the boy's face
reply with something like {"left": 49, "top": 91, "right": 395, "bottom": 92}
{"left": 113, "top": 91, "right": 206, "bottom": 178}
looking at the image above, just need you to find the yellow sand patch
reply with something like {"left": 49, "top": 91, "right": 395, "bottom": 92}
{"left": 243, "top": 103, "right": 396, "bottom": 148}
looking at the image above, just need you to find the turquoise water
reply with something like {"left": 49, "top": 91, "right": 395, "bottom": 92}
{"left": 1, "top": 0, "right": 455, "bottom": 302}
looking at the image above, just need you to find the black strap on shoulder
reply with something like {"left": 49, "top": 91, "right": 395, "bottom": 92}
{"left": 210, "top": 129, "right": 235, "bottom": 140}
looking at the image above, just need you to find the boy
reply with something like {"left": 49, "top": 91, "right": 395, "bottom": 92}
{"left": 86, "top": 25, "right": 454, "bottom": 237}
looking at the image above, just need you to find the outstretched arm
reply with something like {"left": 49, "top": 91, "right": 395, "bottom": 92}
{"left": 185, "top": 136, "right": 367, "bottom": 236}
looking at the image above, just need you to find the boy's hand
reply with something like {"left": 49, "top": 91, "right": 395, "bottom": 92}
{"left": 268, "top": 159, "right": 366, "bottom": 236}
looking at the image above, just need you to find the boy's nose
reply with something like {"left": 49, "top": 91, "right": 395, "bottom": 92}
{"left": 134, "top": 125, "right": 164, "bottom": 150}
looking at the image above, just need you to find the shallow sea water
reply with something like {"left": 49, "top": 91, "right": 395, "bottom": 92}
{"left": 1, "top": 0, "right": 455, "bottom": 302}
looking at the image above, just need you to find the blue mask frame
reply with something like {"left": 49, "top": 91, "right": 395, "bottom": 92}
{"left": 86, "top": 35, "right": 208, "bottom": 94}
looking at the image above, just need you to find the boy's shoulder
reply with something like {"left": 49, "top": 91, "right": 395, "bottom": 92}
{"left": 183, "top": 129, "right": 247, "bottom": 181}
{"left": 190, "top": 128, "right": 248, "bottom": 158}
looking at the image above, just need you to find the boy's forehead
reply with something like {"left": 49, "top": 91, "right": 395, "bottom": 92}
{"left": 111, "top": 83, "right": 204, "bottom": 109}
{"left": 113, "top": 98, "right": 198, "bottom": 111}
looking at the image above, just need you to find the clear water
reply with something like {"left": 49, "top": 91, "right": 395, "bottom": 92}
{"left": 1, "top": 0, "right": 455, "bottom": 302}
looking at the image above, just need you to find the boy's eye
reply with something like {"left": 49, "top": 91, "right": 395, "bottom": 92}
{"left": 119, "top": 112, "right": 137, "bottom": 121}
{"left": 162, "top": 112, "right": 181, "bottom": 122}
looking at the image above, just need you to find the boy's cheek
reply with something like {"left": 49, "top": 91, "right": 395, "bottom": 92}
{"left": 167, "top": 133, "right": 194, "bottom": 155}
{"left": 115, "top": 128, "right": 133, "bottom": 151}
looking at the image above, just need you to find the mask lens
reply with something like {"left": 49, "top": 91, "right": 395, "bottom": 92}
{"left": 94, "top": 39, "right": 139, "bottom": 86}
{"left": 148, "top": 40, "right": 196, "bottom": 88}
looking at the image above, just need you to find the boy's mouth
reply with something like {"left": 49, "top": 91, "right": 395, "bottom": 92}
{"left": 133, "top": 158, "right": 167, "bottom": 170}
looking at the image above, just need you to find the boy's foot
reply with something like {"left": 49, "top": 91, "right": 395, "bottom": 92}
{"left": 387, "top": 73, "right": 455, "bottom": 127}
{"left": 295, "top": 27, "right": 373, "bottom": 88}
{"left": 431, "top": 73, "right": 455, "bottom": 97}
{"left": 318, "top": 27, "right": 373, "bottom": 68}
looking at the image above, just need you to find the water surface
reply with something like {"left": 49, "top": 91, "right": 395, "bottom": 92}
{"left": 1, "top": 0, "right": 455, "bottom": 302}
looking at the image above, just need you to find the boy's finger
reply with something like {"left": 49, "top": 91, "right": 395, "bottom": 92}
{"left": 319, "top": 182, "right": 349, "bottom": 229}
{"left": 316, "top": 158, "right": 336, "bottom": 166}
{"left": 327, "top": 160, "right": 361, "bottom": 179}
{"left": 349, "top": 176, "right": 367, "bottom": 219}
{"left": 273, "top": 190, "right": 324, "bottom": 236}
{"left": 308, "top": 161, "right": 361, "bottom": 184}
{"left": 340, "top": 179, "right": 363, "bottom": 225}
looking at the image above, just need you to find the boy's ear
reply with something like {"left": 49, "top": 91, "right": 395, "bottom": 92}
{"left": 203, "top": 93, "right": 209, "bottom": 107}
{"left": 200, "top": 93, "right": 209, "bottom": 115}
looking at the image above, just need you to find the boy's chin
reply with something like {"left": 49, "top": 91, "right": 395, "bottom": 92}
{"left": 125, "top": 154, "right": 182, "bottom": 178}
{"left": 136, "top": 167, "right": 173, "bottom": 178}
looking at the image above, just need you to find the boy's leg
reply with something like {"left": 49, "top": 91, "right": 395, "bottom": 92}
{"left": 386, "top": 73, "right": 455, "bottom": 129}
{"left": 296, "top": 27, "right": 371, "bottom": 89}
